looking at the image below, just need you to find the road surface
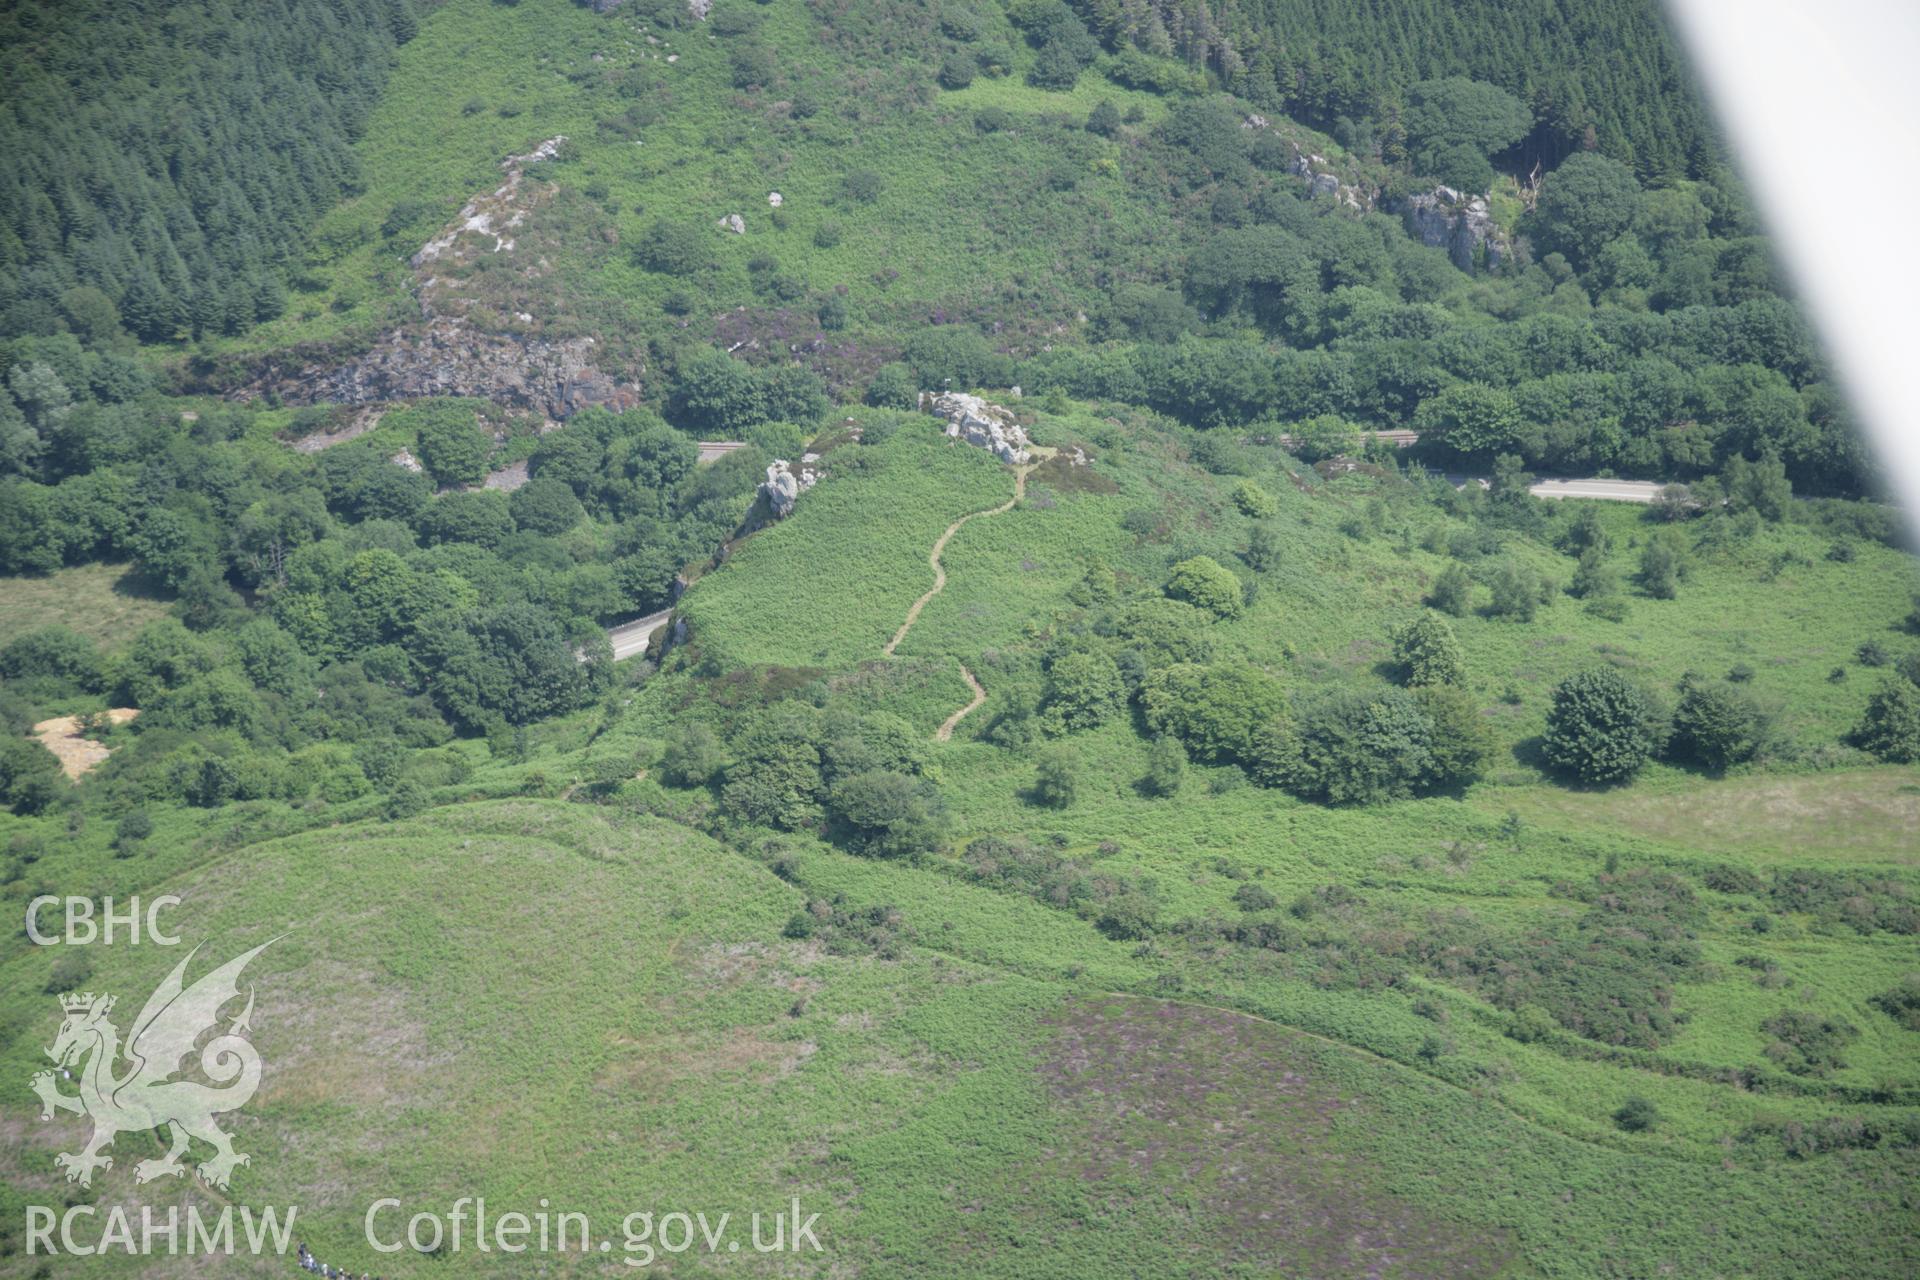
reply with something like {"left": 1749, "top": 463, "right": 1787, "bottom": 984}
{"left": 604, "top": 609, "right": 673, "bottom": 661}
{"left": 1269, "top": 429, "right": 1670, "bottom": 502}
{"left": 1437, "top": 471, "right": 1667, "bottom": 503}
{"left": 697, "top": 441, "right": 747, "bottom": 464}
{"left": 1526, "top": 478, "right": 1664, "bottom": 503}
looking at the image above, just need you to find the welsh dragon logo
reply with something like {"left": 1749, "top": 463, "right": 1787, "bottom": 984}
{"left": 31, "top": 941, "right": 274, "bottom": 1190}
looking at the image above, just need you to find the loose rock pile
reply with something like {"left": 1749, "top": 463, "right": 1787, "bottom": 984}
{"left": 411, "top": 136, "right": 567, "bottom": 271}
{"left": 245, "top": 136, "right": 639, "bottom": 420}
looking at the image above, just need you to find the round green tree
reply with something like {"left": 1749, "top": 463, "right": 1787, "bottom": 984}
{"left": 828, "top": 770, "right": 948, "bottom": 857}
{"left": 1668, "top": 680, "right": 1761, "bottom": 770}
{"left": 1412, "top": 684, "right": 1493, "bottom": 789}
{"left": 1393, "top": 611, "right": 1466, "bottom": 686}
{"left": 1289, "top": 687, "right": 1436, "bottom": 805}
{"left": 1427, "top": 562, "right": 1474, "bottom": 616}
{"left": 509, "top": 475, "right": 585, "bottom": 535}
{"left": 1414, "top": 383, "right": 1525, "bottom": 459}
{"left": 1542, "top": 667, "right": 1658, "bottom": 784}
{"left": 1232, "top": 480, "right": 1278, "bottom": 519}
{"left": 1033, "top": 746, "right": 1080, "bottom": 808}
{"left": 405, "top": 402, "right": 491, "bottom": 488}
{"left": 1140, "top": 663, "right": 1288, "bottom": 763}
{"left": 1537, "top": 152, "right": 1641, "bottom": 267}
{"left": 1855, "top": 677, "right": 1920, "bottom": 763}
{"left": 1043, "top": 649, "right": 1125, "bottom": 732}
{"left": 866, "top": 362, "right": 917, "bottom": 409}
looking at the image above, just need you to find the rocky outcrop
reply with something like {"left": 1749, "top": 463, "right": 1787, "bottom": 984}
{"left": 1398, "top": 186, "right": 1507, "bottom": 272}
{"left": 581, "top": 0, "right": 691, "bottom": 14}
{"left": 1288, "top": 149, "right": 1370, "bottom": 210}
{"left": 1240, "top": 121, "right": 1373, "bottom": 212}
{"left": 234, "top": 135, "right": 642, "bottom": 420}
{"left": 717, "top": 213, "right": 746, "bottom": 235}
{"left": 921, "top": 391, "right": 1032, "bottom": 464}
{"left": 286, "top": 406, "right": 384, "bottom": 454}
{"left": 758, "top": 458, "right": 817, "bottom": 518}
{"left": 257, "top": 321, "right": 639, "bottom": 420}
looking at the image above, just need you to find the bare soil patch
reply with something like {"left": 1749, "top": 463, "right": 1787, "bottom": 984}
{"left": 31, "top": 707, "right": 138, "bottom": 780}
{"left": 286, "top": 405, "right": 385, "bottom": 453}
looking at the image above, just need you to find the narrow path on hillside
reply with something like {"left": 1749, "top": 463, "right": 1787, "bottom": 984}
{"left": 883, "top": 459, "right": 1035, "bottom": 657}
{"left": 937, "top": 663, "right": 987, "bottom": 741}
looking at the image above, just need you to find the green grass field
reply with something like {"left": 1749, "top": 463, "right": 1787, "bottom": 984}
{"left": 586, "top": 397, "right": 1920, "bottom": 1273}
{"left": 0, "top": 563, "right": 172, "bottom": 653}
{"left": 5, "top": 397, "right": 1915, "bottom": 1275}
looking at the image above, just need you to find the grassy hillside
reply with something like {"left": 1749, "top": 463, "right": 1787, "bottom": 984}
{"left": 4, "top": 799, "right": 1913, "bottom": 1277}
{"left": 589, "top": 400, "right": 1920, "bottom": 1273}
{"left": 0, "top": 563, "right": 170, "bottom": 653}
{"left": 2, "top": 1, "right": 1916, "bottom": 1275}
{"left": 1, "top": 343, "right": 1912, "bottom": 1280}
{"left": 680, "top": 405, "right": 1915, "bottom": 747}
{"left": 204, "top": 0, "right": 1197, "bottom": 364}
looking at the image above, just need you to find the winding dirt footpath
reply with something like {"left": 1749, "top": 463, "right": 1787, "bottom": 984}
{"left": 883, "top": 459, "right": 1036, "bottom": 657}
{"left": 886, "top": 455, "right": 1047, "bottom": 741}
{"left": 936, "top": 664, "right": 987, "bottom": 742}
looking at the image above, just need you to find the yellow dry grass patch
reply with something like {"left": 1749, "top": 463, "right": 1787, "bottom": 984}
{"left": 1491, "top": 766, "right": 1920, "bottom": 864}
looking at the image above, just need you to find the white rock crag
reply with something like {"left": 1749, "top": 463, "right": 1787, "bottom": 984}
{"left": 921, "top": 391, "right": 1032, "bottom": 465}
{"left": 759, "top": 458, "right": 817, "bottom": 519}
{"left": 411, "top": 137, "right": 566, "bottom": 269}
